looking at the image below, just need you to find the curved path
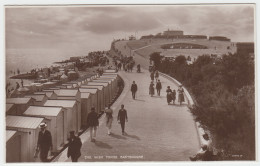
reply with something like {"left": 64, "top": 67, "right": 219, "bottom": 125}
{"left": 54, "top": 68, "right": 200, "bottom": 162}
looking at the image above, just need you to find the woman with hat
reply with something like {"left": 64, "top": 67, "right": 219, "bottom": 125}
{"left": 105, "top": 106, "right": 113, "bottom": 135}
{"left": 149, "top": 81, "right": 155, "bottom": 97}
{"left": 36, "top": 122, "right": 53, "bottom": 162}
{"left": 87, "top": 107, "right": 99, "bottom": 142}
{"left": 178, "top": 85, "right": 185, "bottom": 105}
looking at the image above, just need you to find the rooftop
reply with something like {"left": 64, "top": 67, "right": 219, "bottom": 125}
{"left": 44, "top": 100, "right": 76, "bottom": 108}
{"left": 6, "top": 98, "right": 33, "bottom": 104}
{"left": 24, "top": 106, "right": 62, "bottom": 116}
{"left": 6, "top": 115, "right": 44, "bottom": 129}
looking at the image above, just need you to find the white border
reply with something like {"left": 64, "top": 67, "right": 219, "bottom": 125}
{"left": 0, "top": 1, "right": 259, "bottom": 166}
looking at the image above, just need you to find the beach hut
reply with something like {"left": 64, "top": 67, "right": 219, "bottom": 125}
{"left": 6, "top": 115, "right": 46, "bottom": 162}
{"left": 44, "top": 100, "right": 77, "bottom": 135}
{"left": 6, "top": 130, "right": 27, "bottom": 162}
{"left": 80, "top": 93, "right": 92, "bottom": 127}
{"left": 43, "top": 88, "right": 60, "bottom": 95}
{"left": 60, "top": 73, "right": 68, "bottom": 83}
{"left": 79, "top": 88, "right": 99, "bottom": 113}
{"left": 6, "top": 98, "right": 35, "bottom": 115}
{"left": 81, "top": 85, "right": 105, "bottom": 110}
{"left": 102, "top": 72, "right": 118, "bottom": 76}
{"left": 25, "top": 94, "right": 48, "bottom": 106}
{"left": 87, "top": 82, "right": 110, "bottom": 106}
{"left": 31, "top": 83, "right": 44, "bottom": 92}
{"left": 34, "top": 91, "right": 58, "bottom": 99}
{"left": 93, "top": 79, "right": 114, "bottom": 102}
{"left": 56, "top": 89, "right": 81, "bottom": 131}
{"left": 6, "top": 103, "right": 16, "bottom": 115}
{"left": 23, "top": 106, "right": 65, "bottom": 152}
{"left": 96, "top": 77, "right": 117, "bottom": 97}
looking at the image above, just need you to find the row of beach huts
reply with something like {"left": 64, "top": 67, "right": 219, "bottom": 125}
{"left": 6, "top": 69, "right": 121, "bottom": 162}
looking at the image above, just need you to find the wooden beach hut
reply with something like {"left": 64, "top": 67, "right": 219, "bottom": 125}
{"left": 43, "top": 88, "right": 60, "bottom": 95}
{"left": 56, "top": 89, "right": 81, "bottom": 131}
{"left": 80, "top": 93, "right": 92, "bottom": 127}
{"left": 25, "top": 94, "right": 48, "bottom": 106}
{"left": 6, "top": 103, "right": 16, "bottom": 115}
{"left": 34, "top": 91, "right": 58, "bottom": 99}
{"left": 87, "top": 82, "right": 110, "bottom": 106}
{"left": 6, "top": 98, "right": 35, "bottom": 115}
{"left": 93, "top": 79, "right": 114, "bottom": 102}
{"left": 81, "top": 85, "right": 106, "bottom": 110}
{"left": 23, "top": 106, "right": 65, "bottom": 151}
{"left": 44, "top": 99, "right": 78, "bottom": 134}
{"left": 78, "top": 88, "right": 99, "bottom": 113}
{"left": 6, "top": 130, "right": 27, "bottom": 162}
{"left": 6, "top": 115, "right": 46, "bottom": 162}
{"left": 96, "top": 77, "right": 117, "bottom": 97}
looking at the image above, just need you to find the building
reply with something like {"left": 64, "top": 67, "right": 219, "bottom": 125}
{"left": 163, "top": 30, "right": 184, "bottom": 36}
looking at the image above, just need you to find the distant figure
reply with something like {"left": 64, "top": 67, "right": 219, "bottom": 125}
{"left": 16, "top": 82, "right": 20, "bottom": 89}
{"left": 118, "top": 63, "right": 122, "bottom": 70}
{"left": 171, "top": 89, "right": 176, "bottom": 104}
{"left": 67, "top": 131, "right": 82, "bottom": 162}
{"left": 87, "top": 107, "right": 99, "bottom": 142}
{"left": 36, "top": 122, "right": 53, "bottom": 162}
{"left": 137, "top": 64, "right": 141, "bottom": 73}
{"left": 150, "top": 72, "right": 155, "bottom": 81}
{"left": 105, "top": 106, "right": 113, "bottom": 135}
{"left": 178, "top": 85, "right": 185, "bottom": 105}
{"left": 21, "top": 79, "right": 24, "bottom": 87}
{"left": 149, "top": 81, "right": 155, "bottom": 97}
{"left": 155, "top": 71, "right": 159, "bottom": 82}
{"left": 131, "top": 81, "right": 138, "bottom": 99}
{"left": 166, "top": 86, "right": 172, "bottom": 104}
{"left": 117, "top": 104, "right": 128, "bottom": 135}
{"left": 156, "top": 79, "right": 162, "bottom": 96}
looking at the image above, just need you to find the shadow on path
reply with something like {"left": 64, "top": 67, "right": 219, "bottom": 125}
{"left": 110, "top": 133, "right": 127, "bottom": 140}
{"left": 124, "top": 132, "right": 141, "bottom": 141}
{"left": 94, "top": 140, "right": 113, "bottom": 149}
{"left": 134, "top": 99, "right": 145, "bottom": 102}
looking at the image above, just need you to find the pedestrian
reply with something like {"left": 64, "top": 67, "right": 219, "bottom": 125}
{"left": 105, "top": 106, "right": 113, "bottom": 135}
{"left": 155, "top": 70, "right": 159, "bottom": 82}
{"left": 16, "top": 82, "right": 20, "bottom": 90}
{"left": 36, "top": 122, "right": 53, "bottom": 162}
{"left": 171, "top": 89, "right": 176, "bottom": 104}
{"left": 149, "top": 81, "right": 155, "bottom": 97}
{"left": 178, "top": 85, "right": 185, "bottom": 105}
{"left": 67, "top": 131, "right": 82, "bottom": 162}
{"left": 150, "top": 72, "right": 154, "bottom": 81}
{"left": 131, "top": 81, "right": 138, "bottom": 99}
{"left": 87, "top": 107, "right": 99, "bottom": 142}
{"left": 21, "top": 79, "right": 24, "bottom": 87}
{"left": 166, "top": 86, "right": 172, "bottom": 105}
{"left": 137, "top": 64, "right": 141, "bottom": 73}
{"left": 156, "top": 79, "right": 162, "bottom": 96}
{"left": 117, "top": 104, "right": 128, "bottom": 135}
{"left": 118, "top": 63, "right": 122, "bottom": 70}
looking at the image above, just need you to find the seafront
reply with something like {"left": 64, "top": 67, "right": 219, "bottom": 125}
{"left": 54, "top": 68, "right": 200, "bottom": 162}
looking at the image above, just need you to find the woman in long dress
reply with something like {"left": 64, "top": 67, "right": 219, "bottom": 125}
{"left": 105, "top": 106, "right": 113, "bottom": 135}
{"left": 166, "top": 86, "right": 172, "bottom": 104}
{"left": 178, "top": 85, "right": 185, "bottom": 105}
{"left": 149, "top": 81, "right": 155, "bottom": 97}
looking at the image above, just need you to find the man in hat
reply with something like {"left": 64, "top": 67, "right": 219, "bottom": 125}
{"left": 36, "top": 122, "right": 53, "bottom": 162}
{"left": 130, "top": 81, "right": 138, "bottom": 99}
{"left": 87, "top": 107, "right": 99, "bottom": 142}
{"left": 156, "top": 79, "right": 162, "bottom": 96}
{"left": 117, "top": 104, "right": 128, "bottom": 135}
{"left": 67, "top": 131, "right": 82, "bottom": 162}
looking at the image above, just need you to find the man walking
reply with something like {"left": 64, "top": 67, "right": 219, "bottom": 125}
{"left": 36, "top": 122, "right": 53, "bottom": 162}
{"left": 156, "top": 79, "right": 162, "bottom": 96}
{"left": 131, "top": 81, "right": 138, "bottom": 99}
{"left": 117, "top": 104, "right": 128, "bottom": 135}
{"left": 67, "top": 131, "right": 82, "bottom": 162}
{"left": 87, "top": 107, "right": 99, "bottom": 142}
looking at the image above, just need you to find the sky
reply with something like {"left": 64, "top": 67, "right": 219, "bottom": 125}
{"left": 5, "top": 4, "right": 255, "bottom": 54}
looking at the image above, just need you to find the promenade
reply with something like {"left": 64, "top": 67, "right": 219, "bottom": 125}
{"left": 54, "top": 68, "right": 200, "bottom": 162}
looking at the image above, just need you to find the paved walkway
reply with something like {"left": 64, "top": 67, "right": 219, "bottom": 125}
{"left": 54, "top": 69, "right": 200, "bottom": 162}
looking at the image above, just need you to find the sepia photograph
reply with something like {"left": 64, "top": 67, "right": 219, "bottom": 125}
{"left": 2, "top": 1, "right": 257, "bottom": 164}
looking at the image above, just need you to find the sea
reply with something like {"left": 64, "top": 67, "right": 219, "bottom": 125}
{"left": 5, "top": 48, "right": 83, "bottom": 90}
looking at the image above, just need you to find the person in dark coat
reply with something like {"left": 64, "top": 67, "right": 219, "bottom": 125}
{"left": 67, "top": 131, "right": 82, "bottom": 162}
{"left": 117, "top": 104, "right": 128, "bottom": 135}
{"left": 149, "top": 81, "right": 155, "bottom": 97}
{"left": 87, "top": 107, "right": 99, "bottom": 142}
{"left": 131, "top": 81, "right": 138, "bottom": 99}
{"left": 156, "top": 79, "right": 162, "bottom": 96}
{"left": 171, "top": 89, "right": 176, "bottom": 104}
{"left": 166, "top": 86, "right": 172, "bottom": 105}
{"left": 155, "top": 71, "right": 159, "bottom": 82}
{"left": 36, "top": 122, "right": 53, "bottom": 162}
{"left": 137, "top": 64, "right": 141, "bottom": 73}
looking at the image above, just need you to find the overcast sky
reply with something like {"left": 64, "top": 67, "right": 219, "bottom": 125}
{"left": 5, "top": 5, "right": 254, "bottom": 53}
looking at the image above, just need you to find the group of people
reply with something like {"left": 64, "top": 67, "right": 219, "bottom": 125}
{"left": 35, "top": 105, "right": 129, "bottom": 162}
{"left": 166, "top": 85, "right": 185, "bottom": 105}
